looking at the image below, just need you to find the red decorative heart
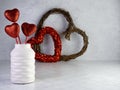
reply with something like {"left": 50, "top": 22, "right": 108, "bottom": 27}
{"left": 4, "top": 8, "right": 20, "bottom": 22}
{"left": 5, "top": 23, "right": 20, "bottom": 38}
{"left": 27, "top": 27, "right": 62, "bottom": 62}
{"left": 22, "top": 22, "right": 37, "bottom": 36}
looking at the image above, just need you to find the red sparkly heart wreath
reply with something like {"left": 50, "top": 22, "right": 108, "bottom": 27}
{"left": 27, "top": 27, "right": 62, "bottom": 62}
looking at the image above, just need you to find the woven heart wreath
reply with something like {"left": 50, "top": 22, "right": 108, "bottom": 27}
{"left": 27, "top": 8, "right": 88, "bottom": 62}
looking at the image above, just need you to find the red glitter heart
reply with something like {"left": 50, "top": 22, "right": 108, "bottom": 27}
{"left": 22, "top": 22, "right": 37, "bottom": 36}
{"left": 5, "top": 23, "right": 20, "bottom": 38}
{"left": 27, "top": 27, "right": 62, "bottom": 62}
{"left": 4, "top": 8, "right": 20, "bottom": 22}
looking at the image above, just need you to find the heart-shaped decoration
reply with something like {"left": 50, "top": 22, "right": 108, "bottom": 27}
{"left": 22, "top": 22, "right": 37, "bottom": 36}
{"left": 4, "top": 8, "right": 20, "bottom": 22}
{"left": 5, "top": 23, "right": 20, "bottom": 38}
{"left": 34, "top": 8, "right": 89, "bottom": 61}
{"left": 27, "top": 27, "right": 62, "bottom": 62}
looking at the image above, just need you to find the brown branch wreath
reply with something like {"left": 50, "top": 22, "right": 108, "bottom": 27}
{"left": 32, "top": 8, "right": 89, "bottom": 61}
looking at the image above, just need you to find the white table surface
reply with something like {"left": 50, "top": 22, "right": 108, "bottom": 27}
{"left": 0, "top": 60, "right": 120, "bottom": 90}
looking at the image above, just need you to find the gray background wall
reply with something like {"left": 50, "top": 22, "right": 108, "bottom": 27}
{"left": 0, "top": 0, "right": 120, "bottom": 61}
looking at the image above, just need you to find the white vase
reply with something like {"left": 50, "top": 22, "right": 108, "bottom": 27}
{"left": 10, "top": 44, "right": 35, "bottom": 84}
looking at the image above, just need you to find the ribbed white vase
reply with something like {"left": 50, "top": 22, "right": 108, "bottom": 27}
{"left": 10, "top": 44, "right": 35, "bottom": 84}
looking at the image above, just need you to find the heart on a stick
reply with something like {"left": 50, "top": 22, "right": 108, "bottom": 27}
{"left": 22, "top": 22, "right": 37, "bottom": 36}
{"left": 5, "top": 23, "right": 20, "bottom": 38}
{"left": 4, "top": 8, "right": 20, "bottom": 22}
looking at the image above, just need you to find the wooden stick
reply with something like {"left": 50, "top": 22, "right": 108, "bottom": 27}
{"left": 18, "top": 35, "right": 21, "bottom": 44}
{"left": 15, "top": 38, "right": 18, "bottom": 44}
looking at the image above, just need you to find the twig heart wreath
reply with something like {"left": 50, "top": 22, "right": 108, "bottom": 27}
{"left": 27, "top": 8, "right": 88, "bottom": 62}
